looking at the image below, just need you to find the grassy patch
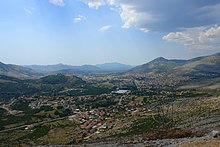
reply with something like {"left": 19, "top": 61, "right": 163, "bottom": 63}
{"left": 112, "top": 115, "right": 173, "bottom": 137}
{"left": 19, "top": 125, "right": 50, "bottom": 140}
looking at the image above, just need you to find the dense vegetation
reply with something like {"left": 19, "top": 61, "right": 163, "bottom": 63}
{"left": 0, "top": 74, "right": 85, "bottom": 99}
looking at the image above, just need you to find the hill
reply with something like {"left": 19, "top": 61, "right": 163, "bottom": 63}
{"left": 128, "top": 53, "right": 220, "bottom": 75}
{"left": 40, "top": 74, "right": 85, "bottom": 85}
{"left": 0, "top": 74, "right": 85, "bottom": 99}
{"left": 0, "top": 62, "right": 41, "bottom": 78}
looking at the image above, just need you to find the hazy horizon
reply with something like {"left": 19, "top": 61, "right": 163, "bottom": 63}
{"left": 0, "top": 51, "right": 218, "bottom": 67}
{"left": 1, "top": 0, "right": 220, "bottom": 65}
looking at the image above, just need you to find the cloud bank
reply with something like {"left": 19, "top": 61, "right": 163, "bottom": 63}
{"left": 80, "top": 0, "right": 220, "bottom": 50}
{"left": 163, "top": 25, "right": 220, "bottom": 50}
{"left": 80, "top": 0, "right": 220, "bottom": 31}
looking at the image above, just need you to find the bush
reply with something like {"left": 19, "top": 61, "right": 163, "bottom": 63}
{"left": 0, "top": 108, "right": 7, "bottom": 116}
{"left": 41, "top": 106, "right": 53, "bottom": 111}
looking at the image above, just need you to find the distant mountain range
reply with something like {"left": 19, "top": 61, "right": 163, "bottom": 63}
{"left": 25, "top": 62, "right": 133, "bottom": 75}
{"left": 96, "top": 62, "right": 133, "bottom": 71}
{"left": 129, "top": 52, "right": 220, "bottom": 75}
{"left": 0, "top": 53, "right": 219, "bottom": 78}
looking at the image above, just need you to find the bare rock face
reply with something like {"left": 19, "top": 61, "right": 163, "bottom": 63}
{"left": 206, "top": 130, "right": 219, "bottom": 138}
{"left": 211, "top": 130, "right": 219, "bottom": 138}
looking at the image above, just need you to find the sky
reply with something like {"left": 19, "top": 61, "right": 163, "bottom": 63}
{"left": 0, "top": 0, "right": 220, "bottom": 65}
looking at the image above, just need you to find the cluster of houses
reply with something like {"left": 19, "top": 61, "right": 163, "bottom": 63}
{"left": 71, "top": 109, "right": 114, "bottom": 140}
{"left": 132, "top": 74, "right": 190, "bottom": 91}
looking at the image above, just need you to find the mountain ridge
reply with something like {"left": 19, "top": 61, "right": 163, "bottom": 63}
{"left": 25, "top": 62, "right": 133, "bottom": 74}
{"left": 128, "top": 52, "right": 220, "bottom": 75}
{"left": 0, "top": 62, "right": 41, "bottom": 79}
{"left": 1, "top": 52, "right": 219, "bottom": 77}
{"left": 96, "top": 62, "right": 133, "bottom": 71}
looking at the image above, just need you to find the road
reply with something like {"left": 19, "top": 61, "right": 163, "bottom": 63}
{"left": 0, "top": 116, "right": 68, "bottom": 133}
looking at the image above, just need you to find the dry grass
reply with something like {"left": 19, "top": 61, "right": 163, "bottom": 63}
{"left": 179, "top": 138, "right": 220, "bottom": 147}
{"left": 174, "top": 96, "right": 220, "bottom": 125}
{"left": 39, "top": 125, "right": 81, "bottom": 144}
{"left": 143, "top": 129, "right": 192, "bottom": 140}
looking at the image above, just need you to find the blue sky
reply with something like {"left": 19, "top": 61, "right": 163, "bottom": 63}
{"left": 0, "top": 0, "right": 220, "bottom": 65}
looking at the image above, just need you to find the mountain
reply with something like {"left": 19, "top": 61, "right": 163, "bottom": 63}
{"left": 0, "top": 62, "right": 41, "bottom": 78}
{"left": 129, "top": 57, "right": 187, "bottom": 73}
{"left": 173, "top": 53, "right": 220, "bottom": 75}
{"left": 26, "top": 62, "right": 133, "bottom": 74}
{"left": 26, "top": 64, "right": 101, "bottom": 75}
{"left": 25, "top": 63, "right": 74, "bottom": 73}
{"left": 128, "top": 53, "right": 220, "bottom": 75}
{"left": 28, "top": 64, "right": 101, "bottom": 73}
{"left": 96, "top": 62, "right": 133, "bottom": 72}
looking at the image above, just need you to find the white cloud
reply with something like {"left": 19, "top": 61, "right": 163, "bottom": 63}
{"left": 99, "top": 25, "right": 112, "bottom": 31}
{"left": 119, "top": 4, "right": 156, "bottom": 29}
{"left": 163, "top": 32, "right": 194, "bottom": 46}
{"left": 106, "top": 0, "right": 116, "bottom": 5}
{"left": 163, "top": 25, "right": 220, "bottom": 50}
{"left": 139, "top": 28, "right": 150, "bottom": 33}
{"left": 49, "top": 0, "right": 65, "bottom": 7}
{"left": 119, "top": 4, "right": 142, "bottom": 29}
{"left": 199, "top": 25, "right": 220, "bottom": 43}
{"left": 80, "top": 0, "right": 105, "bottom": 9}
{"left": 79, "top": 0, "right": 156, "bottom": 31}
{"left": 74, "top": 15, "right": 86, "bottom": 23}
{"left": 24, "top": 8, "right": 33, "bottom": 15}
